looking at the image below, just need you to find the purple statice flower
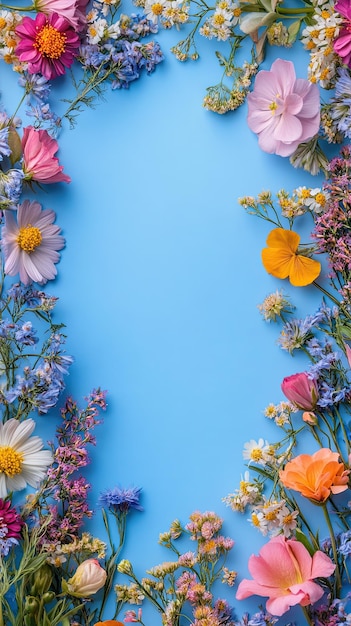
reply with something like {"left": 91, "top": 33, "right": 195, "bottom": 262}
{"left": 0, "top": 126, "right": 11, "bottom": 161}
{"left": 18, "top": 72, "right": 51, "bottom": 104}
{"left": 99, "top": 486, "right": 143, "bottom": 513}
{"left": 338, "top": 530, "right": 351, "bottom": 557}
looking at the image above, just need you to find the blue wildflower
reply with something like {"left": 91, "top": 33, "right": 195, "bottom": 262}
{"left": 0, "top": 127, "right": 11, "bottom": 161}
{"left": 339, "top": 530, "right": 351, "bottom": 557}
{"left": 0, "top": 169, "right": 24, "bottom": 208}
{"left": 15, "top": 321, "right": 39, "bottom": 346}
{"left": 99, "top": 486, "right": 143, "bottom": 513}
{"left": 330, "top": 68, "right": 351, "bottom": 139}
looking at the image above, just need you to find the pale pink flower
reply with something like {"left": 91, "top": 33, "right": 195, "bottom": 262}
{"left": 15, "top": 12, "right": 80, "bottom": 80}
{"left": 236, "top": 535, "right": 335, "bottom": 616}
{"left": 64, "top": 558, "right": 107, "bottom": 597}
{"left": 247, "top": 59, "right": 320, "bottom": 157}
{"left": 33, "top": 0, "right": 89, "bottom": 32}
{"left": 22, "top": 126, "right": 71, "bottom": 184}
{"left": 2, "top": 199, "right": 65, "bottom": 285}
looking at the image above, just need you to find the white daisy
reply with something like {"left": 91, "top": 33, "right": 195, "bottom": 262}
{"left": 0, "top": 418, "right": 53, "bottom": 498}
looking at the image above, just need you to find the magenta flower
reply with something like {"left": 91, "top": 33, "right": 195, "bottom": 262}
{"left": 33, "top": 0, "right": 89, "bottom": 31}
{"left": 281, "top": 372, "right": 319, "bottom": 410}
{"left": 247, "top": 59, "right": 320, "bottom": 157}
{"left": 236, "top": 536, "right": 335, "bottom": 616}
{"left": 15, "top": 12, "right": 80, "bottom": 80}
{"left": 334, "top": 0, "right": 351, "bottom": 66}
{"left": 22, "top": 126, "right": 71, "bottom": 184}
{"left": 2, "top": 199, "right": 65, "bottom": 285}
{"left": 0, "top": 499, "right": 23, "bottom": 539}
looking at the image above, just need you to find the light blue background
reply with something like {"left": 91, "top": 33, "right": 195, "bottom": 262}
{"left": 1, "top": 12, "right": 341, "bottom": 624}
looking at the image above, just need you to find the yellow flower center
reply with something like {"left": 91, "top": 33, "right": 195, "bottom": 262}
{"left": 34, "top": 24, "right": 66, "bottom": 59}
{"left": 251, "top": 513, "right": 260, "bottom": 527}
{"left": 213, "top": 13, "right": 225, "bottom": 25}
{"left": 0, "top": 445, "right": 23, "bottom": 477}
{"left": 264, "top": 510, "right": 277, "bottom": 521}
{"left": 269, "top": 101, "right": 277, "bottom": 113}
{"left": 250, "top": 448, "right": 263, "bottom": 462}
{"left": 321, "top": 9, "right": 330, "bottom": 18}
{"left": 233, "top": 8, "right": 241, "bottom": 16}
{"left": 239, "top": 480, "right": 249, "bottom": 494}
{"left": 0, "top": 18, "right": 6, "bottom": 29}
{"left": 151, "top": 3, "right": 163, "bottom": 15}
{"left": 315, "top": 192, "right": 326, "bottom": 205}
{"left": 17, "top": 225, "right": 42, "bottom": 253}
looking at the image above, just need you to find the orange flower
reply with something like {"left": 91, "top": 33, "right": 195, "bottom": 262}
{"left": 280, "top": 448, "right": 350, "bottom": 503}
{"left": 261, "top": 228, "right": 321, "bottom": 287}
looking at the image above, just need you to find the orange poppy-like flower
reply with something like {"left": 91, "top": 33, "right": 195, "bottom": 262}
{"left": 280, "top": 448, "right": 350, "bottom": 503}
{"left": 94, "top": 622, "right": 125, "bottom": 626}
{"left": 261, "top": 228, "right": 321, "bottom": 287}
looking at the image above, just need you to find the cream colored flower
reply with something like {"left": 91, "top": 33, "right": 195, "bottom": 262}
{"left": 0, "top": 418, "right": 53, "bottom": 498}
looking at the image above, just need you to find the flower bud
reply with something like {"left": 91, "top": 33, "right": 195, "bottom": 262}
{"left": 117, "top": 559, "right": 134, "bottom": 575}
{"left": 24, "top": 596, "right": 39, "bottom": 615}
{"left": 94, "top": 621, "right": 125, "bottom": 625}
{"left": 30, "top": 564, "right": 53, "bottom": 595}
{"left": 63, "top": 559, "right": 107, "bottom": 598}
{"left": 281, "top": 372, "right": 318, "bottom": 410}
{"left": 302, "top": 411, "right": 318, "bottom": 426}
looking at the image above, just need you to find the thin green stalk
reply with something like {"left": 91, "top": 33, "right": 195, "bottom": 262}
{"left": 0, "top": 2, "right": 34, "bottom": 8}
{"left": 322, "top": 503, "right": 342, "bottom": 597}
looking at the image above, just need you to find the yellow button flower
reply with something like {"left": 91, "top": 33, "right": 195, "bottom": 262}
{"left": 261, "top": 228, "right": 321, "bottom": 287}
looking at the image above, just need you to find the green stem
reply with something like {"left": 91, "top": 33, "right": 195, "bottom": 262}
{"left": 301, "top": 605, "right": 313, "bottom": 626}
{"left": 276, "top": 5, "right": 314, "bottom": 14}
{"left": 0, "top": 2, "right": 34, "bottom": 8}
{"left": 322, "top": 503, "right": 342, "bottom": 597}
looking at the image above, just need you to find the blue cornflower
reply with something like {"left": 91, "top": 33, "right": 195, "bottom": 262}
{"left": 0, "top": 127, "right": 11, "bottom": 161}
{"left": 317, "top": 381, "right": 350, "bottom": 407}
{"left": 339, "top": 530, "right": 351, "bottom": 557}
{"left": 99, "top": 486, "right": 143, "bottom": 513}
{"left": 331, "top": 68, "right": 351, "bottom": 139}
{"left": 247, "top": 611, "right": 279, "bottom": 626}
{"left": 15, "top": 321, "right": 39, "bottom": 346}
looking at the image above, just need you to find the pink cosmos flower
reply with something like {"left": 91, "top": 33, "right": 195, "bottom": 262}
{"left": 334, "top": 0, "right": 351, "bottom": 67}
{"left": 0, "top": 499, "right": 24, "bottom": 539}
{"left": 15, "top": 12, "right": 80, "bottom": 80}
{"left": 247, "top": 59, "right": 320, "bottom": 157}
{"left": 33, "top": 0, "right": 89, "bottom": 32}
{"left": 2, "top": 199, "right": 65, "bottom": 285}
{"left": 281, "top": 372, "right": 319, "bottom": 410}
{"left": 22, "top": 126, "right": 71, "bottom": 184}
{"left": 236, "top": 536, "right": 335, "bottom": 616}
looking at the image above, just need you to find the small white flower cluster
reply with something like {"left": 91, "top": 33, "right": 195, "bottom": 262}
{"left": 142, "top": 0, "right": 189, "bottom": 28}
{"left": 199, "top": 0, "right": 241, "bottom": 41}
{"left": 0, "top": 10, "right": 22, "bottom": 68}
{"left": 222, "top": 470, "right": 263, "bottom": 513}
{"left": 250, "top": 499, "right": 299, "bottom": 537}
{"left": 264, "top": 401, "right": 297, "bottom": 427}
{"left": 301, "top": 0, "right": 343, "bottom": 88}
{"left": 86, "top": 3, "right": 122, "bottom": 44}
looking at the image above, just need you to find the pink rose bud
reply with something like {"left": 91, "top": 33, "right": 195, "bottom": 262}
{"left": 302, "top": 411, "right": 318, "bottom": 426}
{"left": 63, "top": 559, "right": 107, "bottom": 598}
{"left": 281, "top": 372, "right": 319, "bottom": 410}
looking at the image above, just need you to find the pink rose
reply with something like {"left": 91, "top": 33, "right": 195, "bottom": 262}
{"left": 247, "top": 59, "right": 320, "bottom": 157}
{"left": 236, "top": 536, "right": 335, "bottom": 616}
{"left": 281, "top": 371, "right": 319, "bottom": 410}
{"left": 22, "top": 126, "right": 71, "bottom": 184}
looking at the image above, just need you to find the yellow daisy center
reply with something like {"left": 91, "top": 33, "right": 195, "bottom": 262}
{"left": 213, "top": 13, "right": 225, "bottom": 25}
{"left": 151, "top": 3, "right": 164, "bottom": 15}
{"left": 315, "top": 192, "right": 326, "bottom": 205}
{"left": 0, "top": 18, "right": 7, "bottom": 29}
{"left": 0, "top": 445, "right": 23, "bottom": 477}
{"left": 17, "top": 225, "right": 42, "bottom": 253}
{"left": 250, "top": 448, "right": 263, "bottom": 462}
{"left": 34, "top": 24, "right": 67, "bottom": 59}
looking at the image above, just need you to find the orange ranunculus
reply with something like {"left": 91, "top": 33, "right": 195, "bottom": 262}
{"left": 280, "top": 448, "right": 350, "bottom": 503}
{"left": 261, "top": 228, "right": 321, "bottom": 287}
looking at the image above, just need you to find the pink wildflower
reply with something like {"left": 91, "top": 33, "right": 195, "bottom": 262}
{"left": 2, "top": 199, "right": 65, "bottom": 285}
{"left": 22, "top": 126, "right": 70, "bottom": 184}
{"left": 33, "top": 0, "right": 89, "bottom": 31}
{"left": 247, "top": 58, "right": 320, "bottom": 157}
{"left": 334, "top": 0, "right": 351, "bottom": 67}
{"left": 281, "top": 372, "right": 319, "bottom": 410}
{"left": 15, "top": 12, "right": 80, "bottom": 80}
{"left": 0, "top": 499, "right": 23, "bottom": 539}
{"left": 236, "top": 535, "right": 335, "bottom": 616}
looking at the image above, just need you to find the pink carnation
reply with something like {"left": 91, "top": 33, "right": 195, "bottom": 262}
{"left": 15, "top": 12, "right": 80, "bottom": 80}
{"left": 22, "top": 126, "right": 70, "bottom": 184}
{"left": 33, "top": 0, "right": 89, "bottom": 32}
{"left": 247, "top": 59, "right": 320, "bottom": 157}
{"left": 236, "top": 535, "right": 335, "bottom": 616}
{"left": 334, "top": 0, "right": 351, "bottom": 66}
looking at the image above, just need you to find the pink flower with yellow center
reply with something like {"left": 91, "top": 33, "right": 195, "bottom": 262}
{"left": 2, "top": 199, "right": 65, "bottom": 285}
{"left": 15, "top": 12, "right": 80, "bottom": 80}
{"left": 236, "top": 536, "right": 335, "bottom": 616}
